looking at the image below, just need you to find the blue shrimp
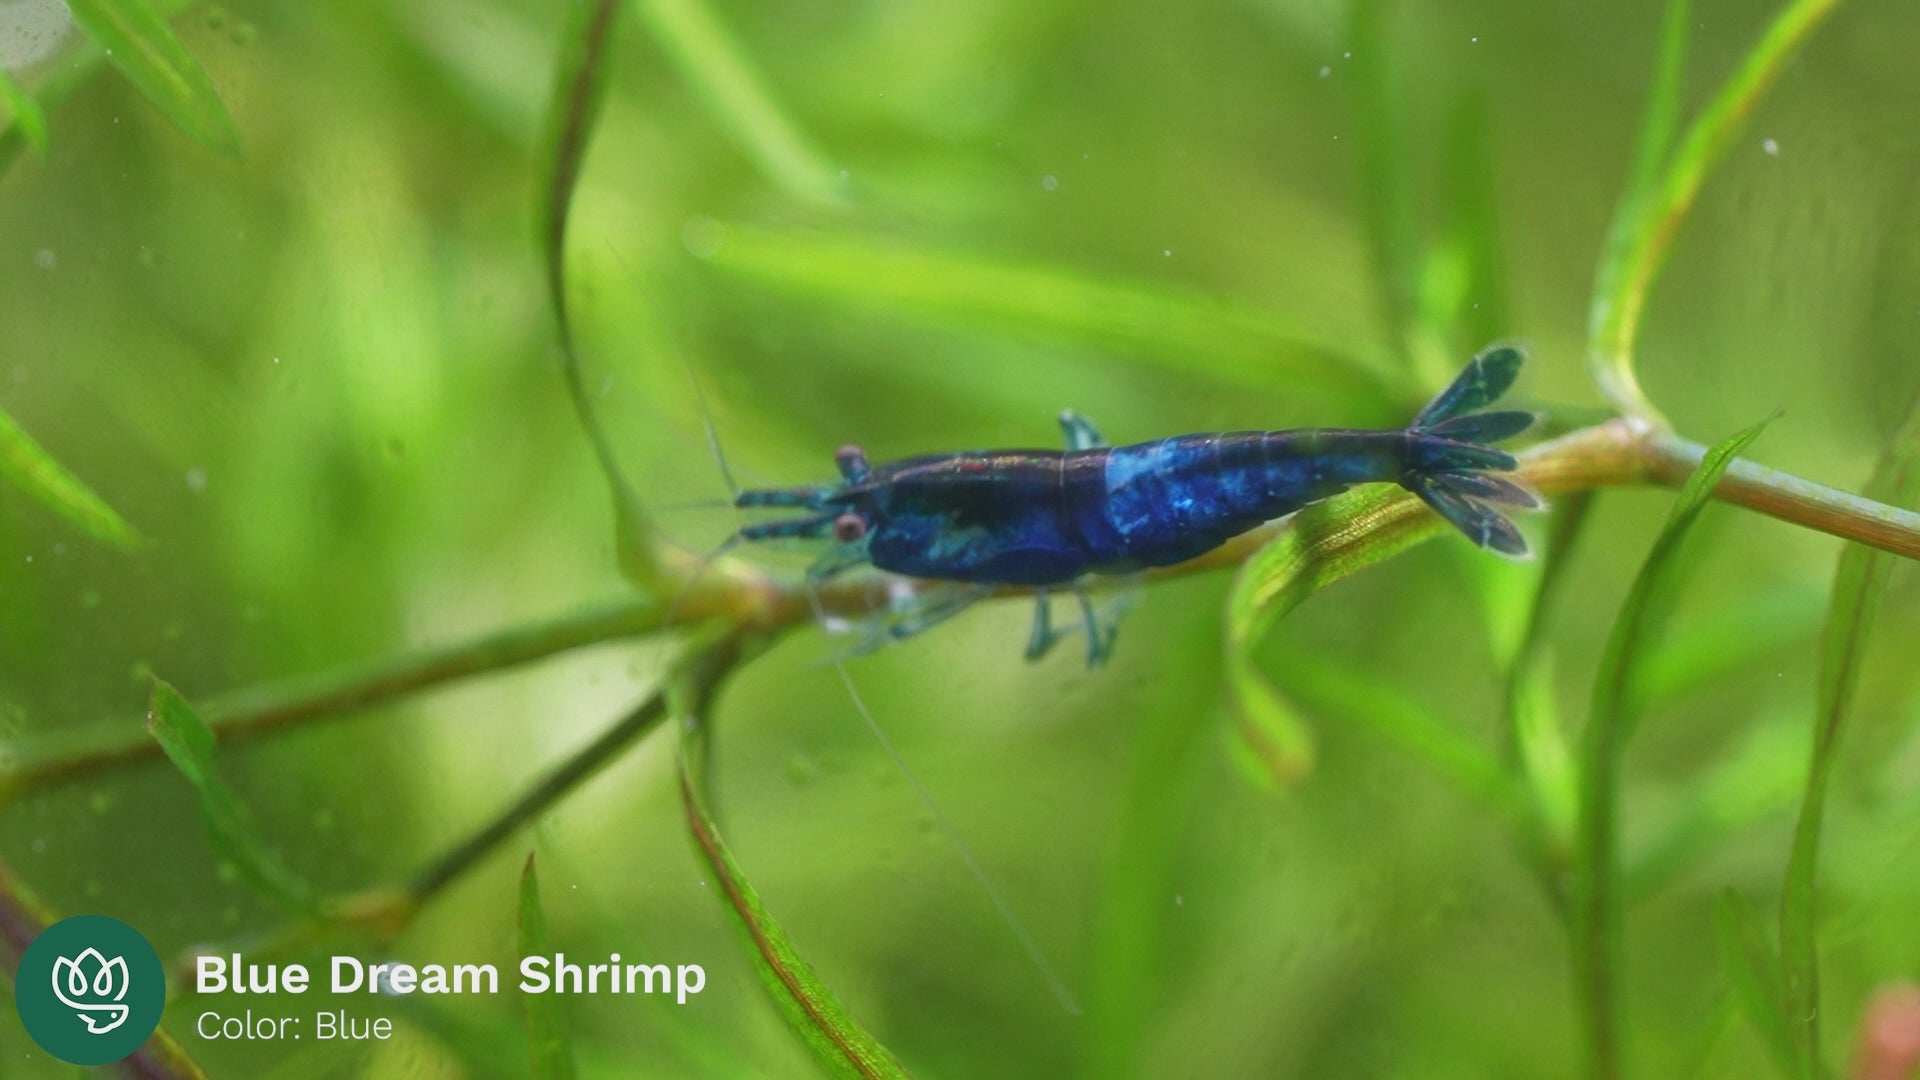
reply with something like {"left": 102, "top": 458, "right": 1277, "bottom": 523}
{"left": 732, "top": 345, "right": 1541, "bottom": 665}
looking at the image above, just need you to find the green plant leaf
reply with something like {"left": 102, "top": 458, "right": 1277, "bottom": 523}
{"left": 635, "top": 0, "right": 843, "bottom": 201}
{"left": 1589, "top": 0, "right": 1846, "bottom": 417}
{"left": 0, "top": 405, "right": 140, "bottom": 549}
{"left": 678, "top": 712, "right": 912, "bottom": 1080}
{"left": 0, "top": 66, "right": 48, "bottom": 158}
{"left": 64, "top": 0, "right": 240, "bottom": 156}
{"left": 1347, "top": 0, "right": 1429, "bottom": 380}
{"left": 1435, "top": 91, "right": 1510, "bottom": 358}
{"left": 1780, "top": 386, "right": 1920, "bottom": 1076}
{"left": 1223, "top": 653, "right": 1316, "bottom": 788}
{"left": 1570, "top": 418, "right": 1770, "bottom": 1077}
{"left": 146, "top": 678, "right": 317, "bottom": 913}
{"left": 537, "top": 0, "right": 665, "bottom": 591}
{"left": 1222, "top": 486, "right": 1451, "bottom": 785}
{"left": 1513, "top": 649, "right": 1577, "bottom": 867}
{"left": 1715, "top": 888, "right": 1796, "bottom": 1078}
{"left": 518, "top": 853, "right": 577, "bottom": 1080}
{"left": 696, "top": 224, "right": 1409, "bottom": 413}
{"left": 1588, "top": 0, "right": 1688, "bottom": 417}
{"left": 0, "top": 0, "right": 195, "bottom": 175}
{"left": 1505, "top": 491, "right": 1595, "bottom": 869}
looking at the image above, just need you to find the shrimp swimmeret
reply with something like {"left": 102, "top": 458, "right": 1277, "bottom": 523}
{"left": 728, "top": 344, "right": 1542, "bottom": 665}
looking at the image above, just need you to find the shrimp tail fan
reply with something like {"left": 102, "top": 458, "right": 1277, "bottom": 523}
{"left": 1401, "top": 344, "right": 1543, "bottom": 559}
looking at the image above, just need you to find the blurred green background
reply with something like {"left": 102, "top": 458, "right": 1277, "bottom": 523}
{"left": 3, "top": 0, "right": 1919, "bottom": 1076}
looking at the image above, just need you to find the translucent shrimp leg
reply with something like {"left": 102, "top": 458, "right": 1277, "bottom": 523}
{"left": 1077, "top": 586, "right": 1123, "bottom": 667}
{"left": 1025, "top": 589, "right": 1056, "bottom": 660}
{"left": 1058, "top": 408, "right": 1106, "bottom": 451}
{"left": 1024, "top": 583, "right": 1131, "bottom": 666}
{"left": 821, "top": 583, "right": 992, "bottom": 662}
{"left": 885, "top": 584, "right": 995, "bottom": 643}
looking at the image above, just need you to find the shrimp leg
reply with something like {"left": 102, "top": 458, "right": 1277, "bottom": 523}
{"left": 1026, "top": 591, "right": 1093, "bottom": 662}
{"left": 1058, "top": 409, "right": 1107, "bottom": 451}
{"left": 886, "top": 584, "right": 993, "bottom": 644}
{"left": 1076, "top": 586, "right": 1121, "bottom": 668}
{"left": 1024, "top": 590, "right": 1055, "bottom": 660}
{"left": 1022, "top": 582, "right": 1130, "bottom": 666}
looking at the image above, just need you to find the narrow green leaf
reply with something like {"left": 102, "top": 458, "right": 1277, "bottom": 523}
{"left": 678, "top": 713, "right": 912, "bottom": 1080}
{"left": 1590, "top": 0, "right": 1846, "bottom": 417}
{"left": 1223, "top": 654, "right": 1315, "bottom": 788}
{"left": 697, "top": 224, "right": 1409, "bottom": 412}
{"left": 518, "top": 853, "right": 577, "bottom": 1080}
{"left": 0, "top": 66, "right": 48, "bottom": 158}
{"left": 1347, "top": 0, "right": 1432, "bottom": 381}
{"left": 1436, "top": 91, "right": 1510, "bottom": 358}
{"left": 1570, "top": 418, "right": 1770, "bottom": 1078}
{"left": 1222, "top": 486, "right": 1450, "bottom": 785}
{"left": 64, "top": 0, "right": 240, "bottom": 156}
{"left": 1513, "top": 650, "right": 1577, "bottom": 864}
{"left": 1588, "top": 0, "right": 1689, "bottom": 418}
{"left": 0, "top": 0, "right": 194, "bottom": 176}
{"left": 537, "top": 0, "right": 665, "bottom": 591}
{"left": 1780, "top": 387, "right": 1920, "bottom": 1076}
{"left": 1505, "top": 491, "right": 1595, "bottom": 866}
{"left": 146, "top": 678, "right": 317, "bottom": 912}
{"left": 635, "top": 0, "right": 843, "bottom": 201}
{"left": 0, "top": 405, "right": 140, "bottom": 549}
{"left": 1715, "top": 888, "right": 1797, "bottom": 1078}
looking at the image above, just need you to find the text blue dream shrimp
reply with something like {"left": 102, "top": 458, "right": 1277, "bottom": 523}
{"left": 728, "top": 344, "right": 1541, "bottom": 665}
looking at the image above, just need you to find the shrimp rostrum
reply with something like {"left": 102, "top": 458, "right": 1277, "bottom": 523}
{"left": 731, "top": 345, "right": 1541, "bottom": 666}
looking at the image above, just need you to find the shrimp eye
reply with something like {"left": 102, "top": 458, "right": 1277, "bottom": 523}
{"left": 835, "top": 444, "right": 870, "bottom": 481}
{"left": 832, "top": 512, "right": 868, "bottom": 543}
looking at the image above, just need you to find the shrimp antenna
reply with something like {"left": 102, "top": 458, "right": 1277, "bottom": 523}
{"left": 800, "top": 582, "right": 1083, "bottom": 1016}
{"left": 649, "top": 497, "right": 739, "bottom": 513}
{"left": 655, "top": 347, "right": 751, "bottom": 637}
{"left": 682, "top": 347, "right": 739, "bottom": 497}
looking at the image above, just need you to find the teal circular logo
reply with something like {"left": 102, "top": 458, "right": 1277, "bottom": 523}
{"left": 14, "top": 914, "right": 167, "bottom": 1065}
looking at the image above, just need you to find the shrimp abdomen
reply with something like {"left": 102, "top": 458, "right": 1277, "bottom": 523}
{"left": 1092, "top": 430, "right": 1406, "bottom": 568}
